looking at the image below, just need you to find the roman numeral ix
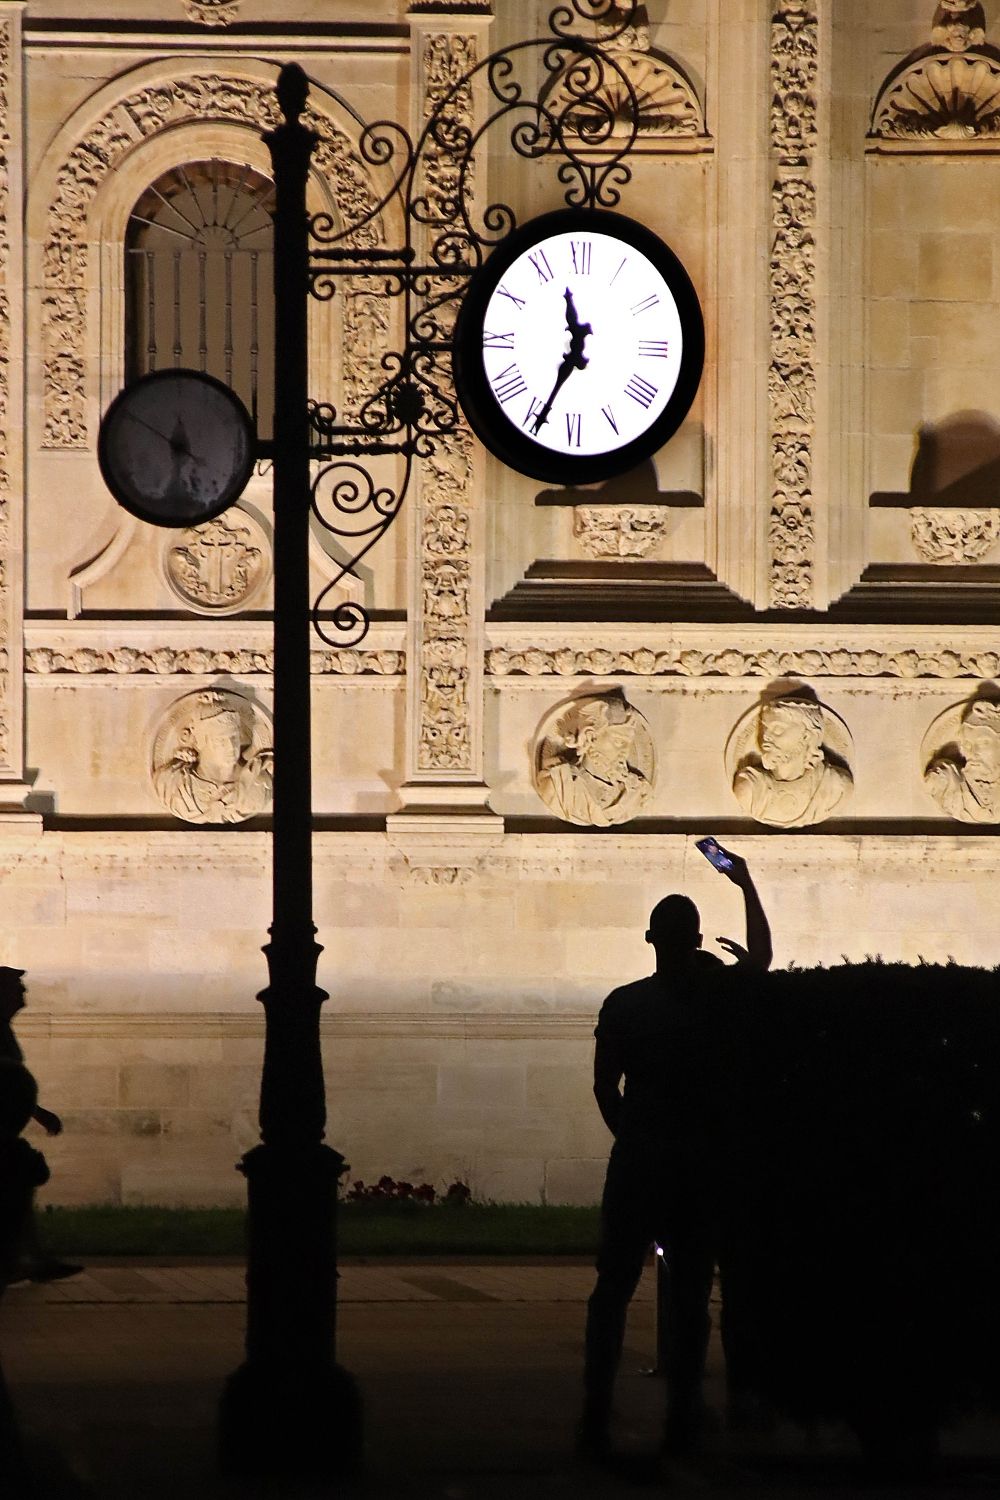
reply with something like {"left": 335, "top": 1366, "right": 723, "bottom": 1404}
{"left": 483, "top": 330, "right": 515, "bottom": 349}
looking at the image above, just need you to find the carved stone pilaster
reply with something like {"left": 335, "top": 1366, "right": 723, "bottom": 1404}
{"left": 0, "top": 9, "right": 34, "bottom": 816}
{"left": 768, "top": 3, "right": 819, "bottom": 609}
{"left": 390, "top": 12, "right": 502, "bottom": 848}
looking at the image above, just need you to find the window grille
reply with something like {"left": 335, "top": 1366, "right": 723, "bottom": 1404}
{"left": 125, "top": 160, "right": 275, "bottom": 437}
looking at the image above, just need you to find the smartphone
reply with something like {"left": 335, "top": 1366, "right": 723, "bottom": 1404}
{"left": 695, "top": 836, "right": 735, "bottom": 873}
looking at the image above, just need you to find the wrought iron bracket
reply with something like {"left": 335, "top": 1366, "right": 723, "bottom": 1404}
{"left": 302, "top": 0, "right": 649, "bottom": 646}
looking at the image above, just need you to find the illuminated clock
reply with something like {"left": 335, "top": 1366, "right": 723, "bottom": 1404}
{"left": 453, "top": 207, "right": 704, "bottom": 485}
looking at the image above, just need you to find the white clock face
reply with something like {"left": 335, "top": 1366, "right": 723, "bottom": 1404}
{"left": 480, "top": 228, "right": 685, "bottom": 460}
{"left": 454, "top": 210, "right": 704, "bottom": 485}
{"left": 98, "top": 370, "right": 255, "bottom": 528}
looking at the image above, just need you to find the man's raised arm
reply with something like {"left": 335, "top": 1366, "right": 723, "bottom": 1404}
{"left": 719, "top": 853, "right": 773, "bottom": 970}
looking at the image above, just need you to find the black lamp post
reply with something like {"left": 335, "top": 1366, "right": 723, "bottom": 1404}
{"left": 217, "top": 63, "right": 362, "bottom": 1478}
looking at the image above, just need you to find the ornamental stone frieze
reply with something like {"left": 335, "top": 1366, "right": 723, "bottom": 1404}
{"left": 150, "top": 688, "right": 271, "bottom": 825}
{"left": 727, "top": 694, "right": 854, "bottom": 829}
{"left": 869, "top": 1, "right": 1000, "bottom": 146}
{"left": 768, "top": 3, "right": 819, "bottom": 608}
{"left": 41, "top": 71, "right": 382, "bottom": 449}
{"left": 26, "top": 647, "right": 404, "bottom": 677}
{"left": 164, "top": 509, "right": 271, "bottom": 614}
{"left": 485, "top": 642, "right": 1000, "bottom": 680}
{"left": 922, "top": 693, "right": 1000, "bottom": 822}
{"left": 533, "top": 693, "right": 655, "bottom": 827}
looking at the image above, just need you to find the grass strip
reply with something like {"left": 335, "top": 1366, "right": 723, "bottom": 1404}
{"left": 38, "top": 1203, "right": 600, "bottom": 1258}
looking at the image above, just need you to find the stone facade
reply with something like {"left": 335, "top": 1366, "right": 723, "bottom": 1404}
{"left": 6, "top": 0, "right": 1000, "bottom": 1205}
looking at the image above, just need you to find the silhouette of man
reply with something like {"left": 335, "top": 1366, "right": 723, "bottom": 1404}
{"left": 0, "top": 1060, "right": 51, "bottom": 1494}
{"left": 0, "top": 968, "right": 80, "bottom": 1282}
{"left": 580, "top": 850, "right": 772, "bottom": 1461}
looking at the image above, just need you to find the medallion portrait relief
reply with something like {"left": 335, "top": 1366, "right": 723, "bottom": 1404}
{"left": 923, "top": 697, "right": 1000, "bottom": 823}
{"left": 727, "top": 694, "right": 854, "bottom": 828}
{"left": 151, "top": 689, "right": 273, "bottom": 824}
{"left": 533, "top": 693, "right": 655, "bottom": 827}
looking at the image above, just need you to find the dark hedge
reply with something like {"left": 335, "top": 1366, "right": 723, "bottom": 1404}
{"left": 715, "top": 961, "right": 1000, "bottom": 1451}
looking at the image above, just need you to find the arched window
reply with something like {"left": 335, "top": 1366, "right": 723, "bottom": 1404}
{"left": 125, "top": 160, "right": 275, "bottom": 436}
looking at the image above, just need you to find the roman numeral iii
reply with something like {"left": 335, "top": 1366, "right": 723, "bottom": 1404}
{"left": 638, "top": 339, "right": 670, "bottom": 358}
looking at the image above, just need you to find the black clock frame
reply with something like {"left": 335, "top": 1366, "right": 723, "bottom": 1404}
{"left": 452, "top": 207, "right": 705, "bottom": 487}
{"left": 98, "top": 367, "right": 257, "bottom": 529}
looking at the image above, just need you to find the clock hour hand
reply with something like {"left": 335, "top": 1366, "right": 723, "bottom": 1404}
{"left": 532, "top": 288, "right": 592, "bottom": 436}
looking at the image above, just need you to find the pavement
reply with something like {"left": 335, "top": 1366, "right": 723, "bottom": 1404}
{"left": 1, "top": 1259, "right": 999, "bottom": 1499}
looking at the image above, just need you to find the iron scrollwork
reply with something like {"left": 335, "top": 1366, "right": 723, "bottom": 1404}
{"left": 306, "top": 0, "right": 646, "bottom": 648}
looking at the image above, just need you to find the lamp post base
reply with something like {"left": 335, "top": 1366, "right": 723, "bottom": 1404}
{"left": 218, "top": 1139, "right": 363, "bottom": 1479}
{"left": 220, "top": 1358, "right": 363, "bottom": 1479}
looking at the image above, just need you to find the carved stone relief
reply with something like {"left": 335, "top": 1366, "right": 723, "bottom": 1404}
{"left": 544, "top": 4, "right": 709, "bottom": 143}
{"left": 486, "top": 643, "right": 1000, "bottom": 679}
{"left": 922, "top": 695, "right": 1000, "bottom": 822}
{"left": 573, "top": 506, "right": 667, "bottom": 559}
{"left": 769, "top": 6, "right": 818, "bottom": 607}
{"left": 164, "top": 508, "right": 271, "bottom": 614}
{"left": 727, "top": 694, "right": 854, "bottom": 828}
{"left": 413, "top": 31, "right": 479, "bottom": 779}
{"left": 151, "top": 688, "right": 272, "bottom": 824}
{"left": 533, "top": 693, "right": 655, "bottom": 828}
{"left": 911, "top": 508, "right": 1000, "bottom": 563}
{"left": 42, "top": 73, "right": 381, "bottom": 448}
{"left": 183, "top": 0, "right": 240, "bottom": 24}
{"left": 870, "top": 2, "right": 1000, "bottom": 142}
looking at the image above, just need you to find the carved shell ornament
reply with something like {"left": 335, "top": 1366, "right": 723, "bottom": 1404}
{"left": 870, "top": 2, "right": 1000, "bottom": 141}
{"left": 542, "top": 5, "right": 708, "bottom": 142}
{"left": 533, "top": 693, "right": 655, "bottom": 828}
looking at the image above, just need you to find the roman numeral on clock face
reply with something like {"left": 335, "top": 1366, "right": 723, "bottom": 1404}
{"left": 569, "top": 240, "right": 592, "bottom": 276}
{"left": 602, "top": 405, "right": 619, "bottom": 435}
{"left": 631, "top": 293, "right": 660, "bottom": 316}
{"left": 638, "top": 339, "right": 670, "bottom": 358}
{"left": 624, "top": 373, "right": 658, "bottom": 409}
{"left": 565, "top": 412, "right": 582, "bottom": 448}
{"left": 492, "top": 363, "right": 528, "bottom": 404}
{"left": 496, "top": 285, "right": 525, "bottom": 310}
{"left": 483, "top": 330, "right": 515, "bottom": 349}
{"left": 528, "top": 249, "right": 553, "bottom": 284}
{"left": 524, "top": 396, "right": 547, "bottom": 431}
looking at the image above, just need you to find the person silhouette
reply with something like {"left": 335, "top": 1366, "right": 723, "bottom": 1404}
{"left": 579, "top": 849, "right": 772, "bottom": 1464}
{"left": 0, "top": 968, "right": 80, "bottom": 1282}
{"left": 0, "top": 1059, "right": 52, "bottom": 1494}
